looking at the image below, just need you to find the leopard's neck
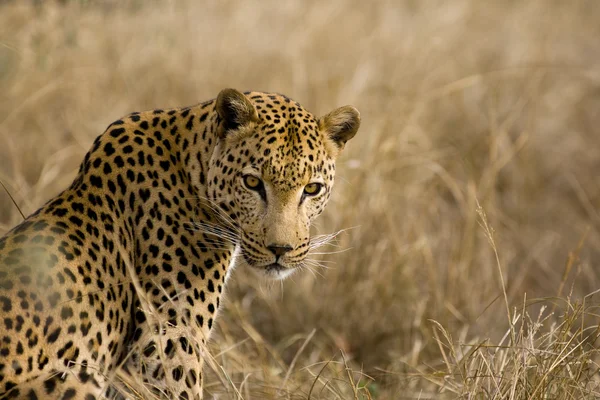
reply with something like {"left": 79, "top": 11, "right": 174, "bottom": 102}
{"left": 68, "top": 100, "right": 232, "bottom": 339}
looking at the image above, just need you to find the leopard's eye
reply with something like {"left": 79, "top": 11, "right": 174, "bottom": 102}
{"left": 303, "top": 183, "right": 323, "bottom": 196}
{"left": 243, "top": 175, "right": 262, "bottom": 190}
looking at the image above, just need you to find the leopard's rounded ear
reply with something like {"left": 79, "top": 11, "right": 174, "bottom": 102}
{"left": 319, "top": 106, "right": 361, "bottom": 151}
{"left": 216, "top": 89, "right": 259, "bottom": 138}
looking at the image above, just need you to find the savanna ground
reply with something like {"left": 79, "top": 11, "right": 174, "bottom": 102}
{"left": 1, "top": 1, "right": 600, "bottom": 399}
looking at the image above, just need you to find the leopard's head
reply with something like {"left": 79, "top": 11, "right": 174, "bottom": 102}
{"left": 207, "top": 89, "right": 360, "bottom": 279}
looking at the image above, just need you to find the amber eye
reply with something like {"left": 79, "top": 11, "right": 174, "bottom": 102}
{"left": 243, "top": 175, "right": 262, "bottom": 190}
{"left": 304, "top": 183, "right": 323, "bottom": 196}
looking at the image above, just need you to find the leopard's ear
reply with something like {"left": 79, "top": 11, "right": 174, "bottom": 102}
{"left": 216, "top": 89, "right": 259, "bottom": 138}
{"left": 319, "top": 105, "right": 361, "bottom": 152}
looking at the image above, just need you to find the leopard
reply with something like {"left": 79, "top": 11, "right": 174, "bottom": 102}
{"left": 0, "top": 88, "right": 360, "bottom": 399}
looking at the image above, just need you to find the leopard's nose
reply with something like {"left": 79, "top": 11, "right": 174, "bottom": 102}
{"left": 267, "top": 244, "right": 293, "bottom": 257}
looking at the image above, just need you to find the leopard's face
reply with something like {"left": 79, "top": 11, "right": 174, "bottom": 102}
{"left": 206, "top": 90, "right": 360, "bottom": 279}
{"left": 212, "top": 125, "right": 336, "bottom": 279}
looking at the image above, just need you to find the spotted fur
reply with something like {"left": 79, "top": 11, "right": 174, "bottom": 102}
{"left": 0, "top": 89, "right": 360, "bottom": 399}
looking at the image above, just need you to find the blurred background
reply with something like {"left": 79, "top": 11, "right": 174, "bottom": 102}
{"left": 1, "top": 1, "right": 600, "bottom": 398}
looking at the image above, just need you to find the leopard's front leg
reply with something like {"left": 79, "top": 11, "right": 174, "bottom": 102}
{"left": 128, "top": 320, "right": 207, "bottom": 400}
{"left": 123, "top": 264, "right": 216, "bottom": 399}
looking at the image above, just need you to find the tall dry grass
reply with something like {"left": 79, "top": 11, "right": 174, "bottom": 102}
{"left": 1, "top": 1, "right": 600, "bottom": 398}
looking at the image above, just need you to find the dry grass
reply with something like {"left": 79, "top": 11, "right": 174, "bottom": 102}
{"left": 2, "top": 1, "right": 600, "bottom": 398}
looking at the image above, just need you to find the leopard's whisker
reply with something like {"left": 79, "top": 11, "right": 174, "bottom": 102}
{"left": 189, "top": 222, "right": 240, "bottom": 245}
{"left": 308, "top": 226, "right": 359, "bottom": 250}
{"left": 298, "top": 263, "right": 324, "bottom": 278}
{"left": 302, "top": 259, "right": 332, "bottom": 271}
{"left": 185, "top": 196, "right": 240, "bottom": 235}
{"left": 196, "top": 195, "right": 240, "bottom": 230}
{"left": 308, "top": 248, "right": 353, "bottom": 256}
{"left": 304, "top": 258, "right": 336, "bottom": 264}
{"left": 188, "top": 220, "right": 240, "bottom": 236}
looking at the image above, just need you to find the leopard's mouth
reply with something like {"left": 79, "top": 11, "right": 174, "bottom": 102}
{"left": 249, "top": 261, "right": 286, "bottom": 272}
{"left": 245, "top": 257, "right": 297, "bottom": 280}
{"left": 264, "top": 263, "right": 285, "bottom": 272}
